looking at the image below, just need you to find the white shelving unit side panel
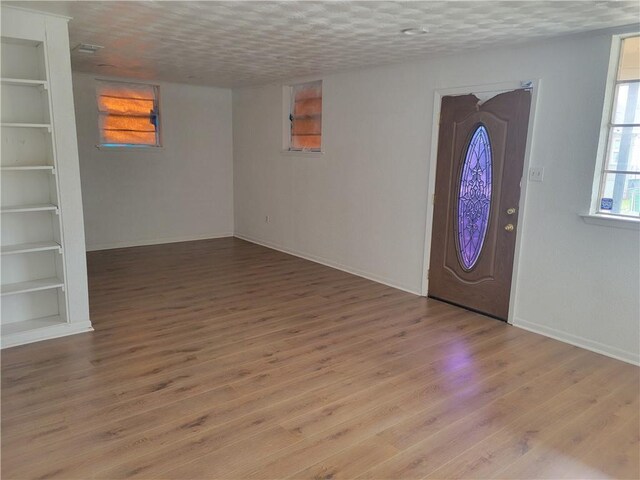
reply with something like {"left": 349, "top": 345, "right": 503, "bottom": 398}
{"left": 42, "top": 12, "right": 91, "bottom": 329}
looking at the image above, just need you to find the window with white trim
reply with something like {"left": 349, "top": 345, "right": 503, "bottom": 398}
{"left": 288, "top": 80, "right": 322, "bottom": 152}
{"left": 96, "top": 80, "right": 161, "bottom": 148}
{"left": 595, "top": 35, "right": 640, "bottom": 218}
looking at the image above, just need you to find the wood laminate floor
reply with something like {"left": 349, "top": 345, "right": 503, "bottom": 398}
{"left": 1, "top": 238, "right": 639, "bottom": 479}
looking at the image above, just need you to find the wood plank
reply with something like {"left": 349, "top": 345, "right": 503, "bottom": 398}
{"left": 495, "top": 377, "right": 639, "bottom": 479}
{"left": 3, "top": 311, "right": 496, "bottom": 477}
{"left": 231, "top": 342, "right": 587, "bottom": 479}
{"left": 1, "top": 237, "right": 637, "bottom": 480}
{"left": 425, "top": 360, "right": 639, "bottom": 479}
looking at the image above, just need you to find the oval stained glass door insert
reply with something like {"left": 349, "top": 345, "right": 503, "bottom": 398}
{"left": 457, "top": 124, "right": 492, "bottom": 270}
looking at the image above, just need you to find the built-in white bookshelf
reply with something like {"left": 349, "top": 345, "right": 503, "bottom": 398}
{"left": 1, "top": 7, "right": 92, "bottom": 348}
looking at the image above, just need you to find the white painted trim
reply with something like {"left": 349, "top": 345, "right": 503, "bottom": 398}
{"left": 86, "top": 233, "right": 233, "bottom": 252}
{"left": 580, "top": 213, "right": 640, "bottom": 230}
{"left": 590, "top": 35, "right": 620, "bottom": 214}
{"left": 280, "top": 150, "right": 324, "bottom": 157}
{"left": 421, "top": 80, "right": 540, "bottom": 328}
{"left": 514, "top": 317, "right": 639, "bottom": 366}
{"left": 420, "top": 87, "right": 443, "bottom": 297}
{"left": 508, "top": 80, "right": 541, "bottom": 325}
{"left": 282, "top": 85, "right": 292, "bottom": 151}
{"left": 1, "top": 321, "right": 93, "bottom": 349}
{"left": 234, "top": 232, "right": 421, "bottom": 296}
{"left": 95, "top": 145, "right": 165, "bottom": 152}
{"left": 0, "top": 5, "right": 71, "bottom": 21}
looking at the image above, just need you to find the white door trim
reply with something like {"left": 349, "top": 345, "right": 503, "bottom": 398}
{"left": 420, "top": 80, "right": 541, "bottom": 325}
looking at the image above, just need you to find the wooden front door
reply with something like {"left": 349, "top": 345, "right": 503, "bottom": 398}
{"left": 428, "top": 89, "right": 531, "bottom": 320}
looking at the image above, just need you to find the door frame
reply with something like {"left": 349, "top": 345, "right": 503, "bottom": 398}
{"left": 421, "top": 80, "right": 541, "bottom": 324}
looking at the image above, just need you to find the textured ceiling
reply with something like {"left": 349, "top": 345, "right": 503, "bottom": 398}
{"left": 7, "top": 1, "right": 640, "bottom": 87}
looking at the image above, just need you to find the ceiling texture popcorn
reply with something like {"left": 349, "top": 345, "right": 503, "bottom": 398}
{"left": 11, "top": 1, "right": 640, "bottom": 87}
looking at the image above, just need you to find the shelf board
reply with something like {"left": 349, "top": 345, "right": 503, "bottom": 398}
{"left": 0, "top": 78, "right": 48, "bottom": 88}
{"left": 1, "top": 203, "right": 58, "bottom": 214}
{"left": 1, "top": 277, "right": 64, "bottom": 296}
{"left": 1, "top": 315, "right": 65, "bottom": 336}
{"left": 1, "top": 241, "right": 61, "bottom": 255}
{"left": 1, "top": 165, "right": 55, "bottom": 173}
{"left": 1, "top": 318, "right": 91, "bottom": 349}
{"left": 1, "top": 123, "right": 51, "bottom": 131}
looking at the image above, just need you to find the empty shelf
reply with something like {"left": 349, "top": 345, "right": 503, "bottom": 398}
{"left": 1, "top": 241, "right": 61, "bottom": 255}
{"left": 1, "top": 316, "right": 65, "bottom": 336}
{"left": 1, "top": 277, "right": 64, "bottom": 296}
{"left": 0, "top": 78, "right": 48, "bottom": 88}
{"left": 1, "top": 203, "right": 58, "bottom": 214}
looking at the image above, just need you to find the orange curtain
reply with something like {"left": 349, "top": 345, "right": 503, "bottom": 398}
{"left": 97, "top": 82, "right": 158, "bottom": 145}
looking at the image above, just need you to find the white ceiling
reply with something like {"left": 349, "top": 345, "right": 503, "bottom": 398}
{"left": 7, "top": 1, "right": 640, "bottom": 88}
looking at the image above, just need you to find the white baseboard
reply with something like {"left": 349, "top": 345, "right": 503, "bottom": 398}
{"left": 86, "top": 233, "right": 234, "bottom": 252}
{"left": 514, "top": 317, "right": 640, "bottom": 366}
{"left": 1, "top": 321, "right": 94, "bottom": 349}
{"left": 234, "top": 232, "right": 421, "bottom": 296}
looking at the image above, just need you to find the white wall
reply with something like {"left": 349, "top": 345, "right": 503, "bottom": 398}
{"left": 73, "top": 73, "right": 233, "bottom": 250}
{"left": 233, "top": 29, "right": 640, "bottom": 364}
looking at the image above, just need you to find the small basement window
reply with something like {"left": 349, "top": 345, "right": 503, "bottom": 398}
{"left": 96, "top": 80, "right": 160, "bottom": 148}
{"left": 288, "top": 80, "right": 322, "bottom": 152}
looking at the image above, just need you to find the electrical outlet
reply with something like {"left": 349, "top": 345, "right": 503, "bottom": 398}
{"left": 529, "top": 167, "right": 544, "bottom": 182}
{"left": 265, "top": 215, "right": 270, "bottom": 223}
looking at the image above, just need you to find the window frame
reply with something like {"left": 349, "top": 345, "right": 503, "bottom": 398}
{"left": 283, "top": 80, "right": 323, "bottom": 154}
{"left": 589, "top": 33, "right": 640, "bottom": 223}
{"left": 95, "top": 79, "right": 163, "bottom": 150}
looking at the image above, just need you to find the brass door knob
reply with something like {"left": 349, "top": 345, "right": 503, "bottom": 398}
{"left": 504, "top": 224, "right": 515, "bottom": 232}
{"left": 506, "top": 208, "right": 516, "bottom": 215}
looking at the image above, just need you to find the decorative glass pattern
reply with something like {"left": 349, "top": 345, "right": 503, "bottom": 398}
{"left": 457, "top": 124, "right": 492, "bottom": 270}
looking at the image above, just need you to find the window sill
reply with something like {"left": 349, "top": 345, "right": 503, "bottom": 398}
{"left": 96, "top": 145, "right": 164, "bottom": 152}
{"left": 580, "top": 213, "right": 640, "bottom": 230}
{"left": 280, "top": 149, "right": 324, "bottom": 157}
